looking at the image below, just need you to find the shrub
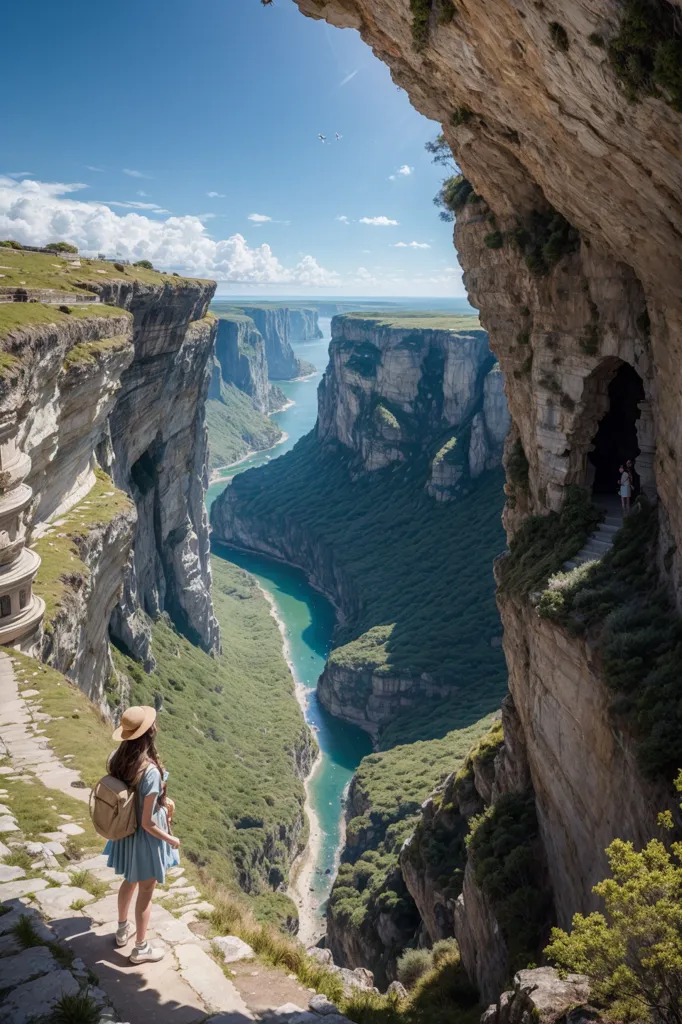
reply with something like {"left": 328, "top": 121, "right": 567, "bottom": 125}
{"left": 499, "top": 486, "right": 601, "bottom": 596}
{"left": 133, "top": 259, "right": 154, "bottom": 270}
{"left": 510, "top": 209, "right": 580, "bottom": 275}
{"left": 434, "top": 175, "right": 477, "bottom": 221}
{"left": 113, "top": 262, "right": 126, "bottom": 273}
{"left": 468, "top": 791, "right": 554, "bottom": 971}
{"left": 0, "top": 239, "right": 22, "bottom": 249}
{"left": 46, "top": 241, "right": 78, "bottom": 253}
{"left": 484, "top": 231, "right": 504, "bottom": 249}
{"left": 397, "top": 948, "right": 433, "bottom": 988}
{"left": 549, "top": 22, "right": 569, "bottom": 52}
{"left": 58, "top": 305, "right": 72, "bottom": 315}
{"left": 451, "top": 106, "right": 473, "bottom": 127}
{"left": 438, "top": 0, "right": 457, "bottom": 26}
{"left": 589, "top": 32, "right": 605, "bottom": 47}
{"left": 410, "top": 0, "right": 432, "bottom": 51}
{"left": 545, "top": 771, "right": 682, "bottom": 1024}
{"left": 608, "top": 0, "right": 682, "bottom": 110}
{"left": 431, "top": 937, "right": 459, "bottom": 968}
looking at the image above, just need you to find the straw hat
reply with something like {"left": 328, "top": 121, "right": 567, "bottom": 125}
{"left": 112, "top": 705, "right": 157, "bottom": 742}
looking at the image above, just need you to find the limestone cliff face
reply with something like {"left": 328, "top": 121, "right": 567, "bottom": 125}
{"left": 318, "top": 315, "right": 494, "bottom": 473}
{"left": 293, "top": 0, "right": 682, "bottom": 998}
{"left": 287, "top": 308, "right": 323, "bottom": 342}
{"left": 214, "top": 315, "right": 270, "bottom": 413}
{"left": 238, "top": 306, "right": 308, "bottom": 380}
{"left": 1, "top": 273, "right": 219, "bottom": 702}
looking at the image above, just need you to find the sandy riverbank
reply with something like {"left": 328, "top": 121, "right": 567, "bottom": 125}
{"left": 258, "top": 584, "right": 326, "bottom": 947}
{"left": 209, "top": 432, "right": 289, "bottom": 484}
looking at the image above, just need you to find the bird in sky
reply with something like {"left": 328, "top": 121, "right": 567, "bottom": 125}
{"left": 335, "top": 132, "right": 342, "bottom": 141}
{"left": 318, "top": 134, "right": 326, "bottom": 143}
{"left": 261, "top": 0, "right": 274, "bottom": 6}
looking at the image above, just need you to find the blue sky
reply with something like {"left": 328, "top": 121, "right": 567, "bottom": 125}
{"left": 0, "top": 0, "right": 463, "bottom": 297}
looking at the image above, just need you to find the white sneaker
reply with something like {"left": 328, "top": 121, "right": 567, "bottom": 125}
{"left": 115, "top": 923, "right": 132, "bottom": 947}
{"left": 129, "top": 940, "right": 165, "bottom": 964}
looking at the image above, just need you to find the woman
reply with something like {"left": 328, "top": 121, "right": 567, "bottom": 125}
{"left": 104, "top": 705, "right": 180, "bottom": 963}
{"left": 618, "top": 463, "right": 632, "bottom": 512}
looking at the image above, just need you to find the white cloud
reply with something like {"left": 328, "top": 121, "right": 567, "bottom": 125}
{"left": 339, "top": 69, "right": 358, "bottom": 87}
{"left": 394, "top": 241, "right": 431, "bottom": 249}
{"left": 85, "top": 165, "right": 104, "bottom": 172}
{"left": 207, "top": 191, "right": 226, "bottom": 198}
{"left": 336, "top": 215, "right": 349, "bottom": 224}
{"left": 359, "top": 216, "right": 399, "bottom": 227}
{"left": 398, "top": 165, "right": 413, "bottom": 176}
{"left": 0, "top": 176, "right": 339, "bottom": 287}
{"left": 123, "top": 168, "right": 152, "bottom": 179}
{"left": 388, "top": 175, "right": 395, "bottom": 181}
{"left": 105, "top": 200, "right": 170, "bottom": 213}
{"left": 5, "top": 171, "right": 33, "bottom": 179}
{"left": 248, "top": 213, "right": 272, "bottom": 223}
{"left": 136, "top": 190, "right": 148, "bottom": 197}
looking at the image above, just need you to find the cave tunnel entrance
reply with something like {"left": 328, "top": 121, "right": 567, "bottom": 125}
{"left": 588, "top": 363, "right": 646, "bottom": 498}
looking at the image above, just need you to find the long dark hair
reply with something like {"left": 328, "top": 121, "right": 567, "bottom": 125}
{"left": 109, "top": 727, "right": 166, "bottom": 805}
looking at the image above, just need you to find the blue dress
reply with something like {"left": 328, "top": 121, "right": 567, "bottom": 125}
{"left": 104, "top": 765, "right": 179, "bottom": 884}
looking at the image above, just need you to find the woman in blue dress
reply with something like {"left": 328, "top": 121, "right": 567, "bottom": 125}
{"left": 104, "top": 705, "right": 180, "bottom": 963}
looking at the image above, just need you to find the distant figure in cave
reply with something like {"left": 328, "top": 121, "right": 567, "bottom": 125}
{"left": 626, "top": 458, "right": 640, "bottom": 499}
{"left": 619, "top": 463, "right": 632, "bottom": 512}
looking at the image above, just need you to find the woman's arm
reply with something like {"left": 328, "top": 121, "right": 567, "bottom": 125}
{"left": 141, "top": 793, "right": 180, "bottom": 848}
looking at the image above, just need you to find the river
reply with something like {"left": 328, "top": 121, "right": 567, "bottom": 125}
{"left": 206, "top": 317, "right": 372, "bottom": 942}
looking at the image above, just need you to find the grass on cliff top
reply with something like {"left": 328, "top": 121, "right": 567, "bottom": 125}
{"left": 206, "top": 380, "right": 282, "bottom": 470}
{"left": 338, "top": 311, "right": 482, "bottom": 332}
{"left": 0, "top": 246, "right": 211, "bottom": 292}
{"left": 113, "top": 557, "right": 310, "bottom": 901}
{"left": 63, "top": 333, "right": 132, "bottom": 368}
{"left": 32, "top": 467, "right": 133, "bottom": 625}
{"left": 226, "top": 433, "right": 507, "bottom": 741}
{"left": 0, "top": 300, "right": 128, "bottom": 343}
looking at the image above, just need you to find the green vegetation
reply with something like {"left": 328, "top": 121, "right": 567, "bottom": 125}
{"left": 46, "top": 241, "right": 78, "bottom": 253}
{"left": 0, "top": 239, "right": 23, "bottom": 249}
{"left": 206, "top": 380, "right": 282, "bottom": 469}
{"left": 549, "top": 22, "right": 570, "bottom": 51}
{"left": 467, "top": 791, "right": 553, "bottom": 973}
{"left": 0, "top": 301, "right": 127, "bottom": 342}
{"left": 546, "top": 771, "right": 682, "bottom": 1024}
{"left": 62, "top": 334, "right": 131, "bottom": 369}
{"left": 450, "top": 106, "right": 473, "bottom": 127}
{"left": 434, "top": 175, "right": 478, "bottom": 222}
{"left": 397, "top": 949, "right": 433, "bottom": 988}
{"left": 114, "top": 557, "right": 309, "bottom": 900}
{"left": 538, "top": 497, "right": 682, "bottom": 780}
{"left": 410, "top": 0, "right": 432, "bottom": 50}
{"left": 484, "top": 231, "right": 504, "bottom": 249}
{"left": 33, "top": 468, "right": 133, "bottom": 624}
{"left": 608, "top": 0, "right": 682, "bottom": 110}
{"left": 229, "top": 433, "right": 506, "bottom": 713}
{"left": 69, "top": 869, "right": 109, "bottom": 899}
{"left": 328, "top": 717, "right": 497, "bottom": 970}
{"left": 0, "top": 246, "right": 209, "bottom": 294}
{"left": 340, "top": 311, "right": 481, "bottom": 332}
{"left": 50, "top": 991, "right": 101, "bottom": 1024}
{"left": 510, "top": 209, "right": 580, "bottom": 275}
{"left": 133, "top": 259, "right": 154, "bottom": 270}
{"left": 498, "top": 485, "right": 601, "bottom": 597}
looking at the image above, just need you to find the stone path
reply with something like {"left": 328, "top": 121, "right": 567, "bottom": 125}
{"left": 564, "top": 495, "right": 623, "bottom": 571}
{"left": 0, "top": 651, "right": 355, "bottom": 1024}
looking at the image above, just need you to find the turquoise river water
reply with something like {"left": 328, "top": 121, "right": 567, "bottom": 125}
{"left": 206, "top": 319, "right": 372, "bottom": 928}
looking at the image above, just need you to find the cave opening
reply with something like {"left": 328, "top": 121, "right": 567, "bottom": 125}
{"left": 588, "top": 363, "right": 646, "bottom": 498}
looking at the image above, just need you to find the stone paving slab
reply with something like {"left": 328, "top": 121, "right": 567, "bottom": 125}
{"left": 33, "top": 885, "right": 94, "bottom": 918}
{"left": 0, "top": 945, "right": 57, "bottom": 989}
{"left": 0, "top": 968, "right": 80, "bottom": 1024}
{"left": 0, "top": 877, "right": 50, "bottom": 901}
{"left": 175, "top": 942, "right": 253, "bottom": 1018}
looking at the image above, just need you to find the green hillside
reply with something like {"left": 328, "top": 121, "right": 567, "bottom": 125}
{"left": 206, "top": 380, "right": 282, "bottom": 469}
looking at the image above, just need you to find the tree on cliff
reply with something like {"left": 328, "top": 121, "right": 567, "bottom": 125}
{"left": 545, "top": 772, "right": 682, "bottom": 1024}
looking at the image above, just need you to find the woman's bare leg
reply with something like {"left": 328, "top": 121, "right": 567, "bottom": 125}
{"left": 135, "top": 879, "right": 157, "bottom": 944}
{"left": 118, "top": 880, "right": 137, "bottom": 925}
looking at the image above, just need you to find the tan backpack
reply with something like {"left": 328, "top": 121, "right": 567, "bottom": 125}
{"left": 89, "top": 764, "right": 146, "bottom": 841}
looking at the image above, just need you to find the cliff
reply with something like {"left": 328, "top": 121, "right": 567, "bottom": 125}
{"left": 206, "top": 313, "right": 283, "bottom": 469}
{"left": 238, "top": 305, "right": 314, "bottom": 379}
{"left": 290, "top": 0, "right": 682, "bottom": 1002}
{"left": 211, "top": 313, "right": 508, "bottom": 741}
{"left": 318, "top": 313, "right": 508, "bottom": 483}
{"left": 287, "top": 307, "right": 323, "bottom": 342}
{"left": 0, "top": 251, "right": 219, "bottom": 703}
